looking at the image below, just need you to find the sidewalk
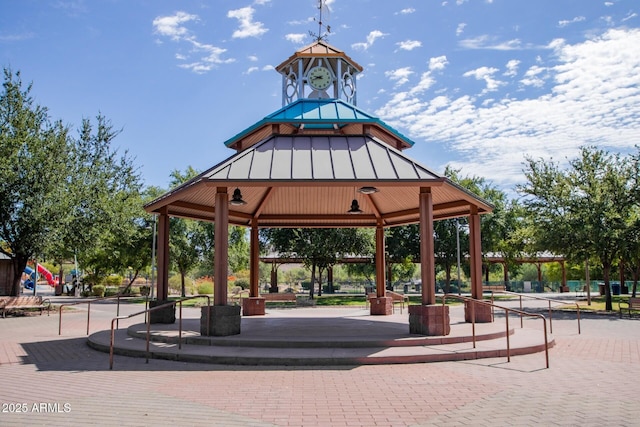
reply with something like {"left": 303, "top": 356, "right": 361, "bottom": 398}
{"left": 1, "top": 298, "right": 640, "bottom": 426}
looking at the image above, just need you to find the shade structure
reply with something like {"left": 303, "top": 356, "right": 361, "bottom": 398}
{"left": 144, "top": 97, "right": 493, "bottom": 322}
{"left": 145, "top": 133, "right": 492, "bottom": 228}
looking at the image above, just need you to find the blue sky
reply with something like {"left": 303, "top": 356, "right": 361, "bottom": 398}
{"left": 1, "top": 0, "right": 638, "bottom": 194}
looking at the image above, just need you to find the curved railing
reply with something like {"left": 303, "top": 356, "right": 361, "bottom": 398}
{"left": 442, "top": 294, "right": 550, "bottom": 368}
{"left": 58, "top": 294, "right": 147, "bottom": 336}
{"left": 489, "top": 290, "right": 581, "bottom": 335}
{"left": 109, "top": 295, "right": 211, "bottom": 370}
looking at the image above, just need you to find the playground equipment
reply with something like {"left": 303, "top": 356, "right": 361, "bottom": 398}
{"left": 23, "top": 265, "right": 56, "bottom": 290}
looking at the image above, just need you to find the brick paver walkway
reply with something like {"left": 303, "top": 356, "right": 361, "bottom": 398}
{"left": 1, "top": 298, "right": 639, "bottom": 426}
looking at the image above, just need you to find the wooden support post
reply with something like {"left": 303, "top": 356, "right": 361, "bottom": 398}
{"left": 419, "top": 188, "right": 436, "bottom": 305}
{"left": 214, "top": 188, "right": 229, "bottom": 306}
{"left": 156, "top": 207, "right": 169, "bottom": 301}
{"left": 250, "top": 220, "right": 259, "bottom": 298}
{"left": 469, "top": 206, "right": 483, "bottom": 300}
{"left": 375, "top": 222, "right": 385, "bottom": 298}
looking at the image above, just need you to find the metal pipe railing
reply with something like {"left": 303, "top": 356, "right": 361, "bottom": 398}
{"left": 58, "top": 294, "right": 148, "bottom": 336}
{"left": 442, "top": 294, "right": 550, "bottom": 369}
{"left": 489, "top": 291, "right": 581, "bottom": 335}
{"left": 109, "top": 295, "right": 211, "bottom": 370}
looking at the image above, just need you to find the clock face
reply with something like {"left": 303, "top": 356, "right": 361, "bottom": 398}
{"left": 308, "top": 66, "right": 332, "bottom": 90}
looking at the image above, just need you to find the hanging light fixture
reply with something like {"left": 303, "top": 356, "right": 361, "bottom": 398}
{"left": 358, "top": 186, "right": 379, "bottom": 194}
{"left": 347, "top": 199, "right": 362, "bottom": 214}
{"left": 229, "top": 188, "right": 247, "bottom": 206}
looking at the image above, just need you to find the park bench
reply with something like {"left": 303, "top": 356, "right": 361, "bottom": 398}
{"left": 228, "top": 289, "right": 249, "bottom": 305}
{"left": 261, "top": 293, "right": 297, "bottom": 304}
{"left": 0, "top": 296, "right": 51, "bottom": 318}
{"left": 483, "top": 284, "right": 505, "bottom": 293}
{"left": 619, "top": 297, "right": 640, "bottom": 318}
{"left": 367, "top": 291, "right": 408, "bottom": 313}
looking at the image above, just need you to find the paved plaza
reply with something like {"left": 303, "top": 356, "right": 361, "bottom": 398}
{"left": 1, "top": 296, "right": 640, "bottom": 426}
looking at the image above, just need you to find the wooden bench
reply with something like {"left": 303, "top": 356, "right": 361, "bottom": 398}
{"left": 483, "top": 285, "right": 505, "bottom": 293}
{"left": 261, "top": 293, "right": 297, "bottom": 304}
{"left": 228, "top": 289, "right": 249, "bottom": 305}
{"left": 0, "top": 296, "right": 51, "bottom": 318}
{"left": 367, "top": 291, "right": 408, "bottom": 313}
{"left": 619, "top": 297, "right": 640, "bottom": 318}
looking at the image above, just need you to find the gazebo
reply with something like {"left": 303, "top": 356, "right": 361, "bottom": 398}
{"left": 144, "top": 40, "right": 493, "bottom": 336}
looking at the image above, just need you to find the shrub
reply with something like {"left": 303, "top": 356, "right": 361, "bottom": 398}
{"left": 104, "top": 275, "right": 123, "bottom": 287}
{"left": 234, "top": 279, "right": 249, "bottom": 290}
{"left": 91, "top": 285, "right": 105, "bottom": 297}
{"left": 197, "top": 281, "right": 213, "bottom": 295}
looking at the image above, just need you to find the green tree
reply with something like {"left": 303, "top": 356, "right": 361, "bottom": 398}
{"left": 52, "top": 115, "right": 143, "bottom": 285}
{"left": 261, "top": 228, "right": 373, "bottom": 298}
{"left": 385, "top": 225, "right": 420, "bottom": 289}
{"left": 519, "top": 146, "right": 636, "bottom": 310}
{"left": 0, "top": 69, "right": 71, "bottom": 295}
{"left": 168, "top": 167, "right": 204, "bottom": 296}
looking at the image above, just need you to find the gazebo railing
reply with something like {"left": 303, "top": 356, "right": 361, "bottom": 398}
{"left": 442, "top": 293, "right": 550, "bottom": 369}
{"left": 109, "top": 295, "right": 211, "bottom": 370}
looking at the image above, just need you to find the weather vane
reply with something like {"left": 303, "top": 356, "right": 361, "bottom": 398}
{"left": 309, "top": 0, "right": 331, "bottom": 41}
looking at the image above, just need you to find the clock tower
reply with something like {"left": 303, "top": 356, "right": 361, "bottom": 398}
{"left": 275, "top": 39, "right": 363, "bottom": 106}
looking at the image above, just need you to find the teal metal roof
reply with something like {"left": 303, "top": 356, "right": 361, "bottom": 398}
{"left": 223, "top": 99, "right": 415, "bottom": 148}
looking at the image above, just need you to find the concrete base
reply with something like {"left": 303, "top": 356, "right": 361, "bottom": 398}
{"left": 200, "top": 305, "right": 241, "bottom": 336}
{"left": 369, "top": 297, "right": 393, "bottom": 315}
{"left": 242, "top": 297, "right": 265, "bottom": 316}
{"left": 149, "top": 300, "right": 176, "bottom": 324}
{"left": 409, "top": 305, "right": 450, "bottom": 336}
{"left": 464, "top": 300, "right": 493, "bottom": 323}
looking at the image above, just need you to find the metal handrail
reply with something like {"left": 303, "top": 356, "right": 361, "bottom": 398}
{"left": 58, "top": 294, "right": 148, "bottom": 336}
{"left": 489, "top": 291, "right": 581, "bottom": 335}
{"left": 442, "top": 294, "right": 550, "bottom": 369}
{"left": 109, "top": 295, "right": 211, "bottom": 370}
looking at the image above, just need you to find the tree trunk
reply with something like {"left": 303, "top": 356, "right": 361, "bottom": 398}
{"left": 309, "top": 264, "right": 316, "bottom": 299}
{"left": 603, "top": 262, "right": 612, "bottom": 311}
{"left": 631, "top": 265, "right": 639, "bottom": 298}
{"left": 180, "top": 272, "right": 186, "bottom": 297}
{"left": 444, "top": 265, "right": 452, "bottom": 294}
{"left": 10, "top": 255, "right": 29, "bottom": 297}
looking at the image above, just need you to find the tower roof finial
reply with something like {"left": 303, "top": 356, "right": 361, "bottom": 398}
{"left": 309, "top": 0, "right": 330, "bottom": 42}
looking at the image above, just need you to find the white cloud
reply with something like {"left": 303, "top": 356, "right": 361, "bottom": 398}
{"left": 396, "top": 8, "right": 416, "bottom": 15}
{"left": 228, "top": 6, "right": 268, "bottom": 39}
{"left": 504, "top": 59, "right": 520, "bottom": 77}
{"left": 459, "top": 35, "right": 524, "bottom": 50}
{"left": 248, "top": 55, "right": 258, "bottom": 62}
{"left": 153, "top": 11, "right": 198, "bottom": 41}
{"left": 396, "top": 40, "right": 422, "bottom": 51}
{"left": 622, "top": 12, "right": 638, "bottom": 22}
{"left": 375, "top": 28, "right": 640, "bottom": 189}
{"left": 463, "top": 66, "right": 504, "bottom": 93}
{"left": 351, "top": 30, "right": 388, "bottom": 50}
{"left": 520, "top": 65, "right": 547, "bottom": 87}
{"left": 456, "top": 23, "right": 466, "bottom": 36}
{"left": 285, "top": 33, "right": 307, "bottom": 44}
{"left": 429, "top": 56, "right": 449, "bottom": 71}
{"left": 558, "top": 16, "right": 586, "bottom": 28}
{"left": 385, "top": 67, "right": 414, "bottom": 87}
{"left": 153, "top": 11, "right": 234, "bottom": 73}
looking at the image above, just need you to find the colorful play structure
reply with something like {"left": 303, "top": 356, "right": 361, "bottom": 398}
{"left": 23, "top": 265, "right": 56, "bottom": 290}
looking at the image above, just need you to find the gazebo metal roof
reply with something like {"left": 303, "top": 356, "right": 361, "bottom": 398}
{"left": 145, "top": 99, "right": 493, "bottom": 228}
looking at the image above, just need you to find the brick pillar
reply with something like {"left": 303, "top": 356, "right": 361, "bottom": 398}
{"left": 369, "top": 296, "right": 393, "bottom": 315}
{"left": 409, "top": 305, "right": 450, "bottom": 336}
{"left": 200, "top": 305, "right": 241, "bottom": 336}
{"left": 464, "top": 299, "right": 493, "bottom": 323}
{"left": 242, "top": 297, "right": 265, "bottom": 316}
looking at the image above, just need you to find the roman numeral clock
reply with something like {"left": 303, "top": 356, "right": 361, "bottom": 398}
{"left": 275, "top": 40, "right": 363, "bottom": 106}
